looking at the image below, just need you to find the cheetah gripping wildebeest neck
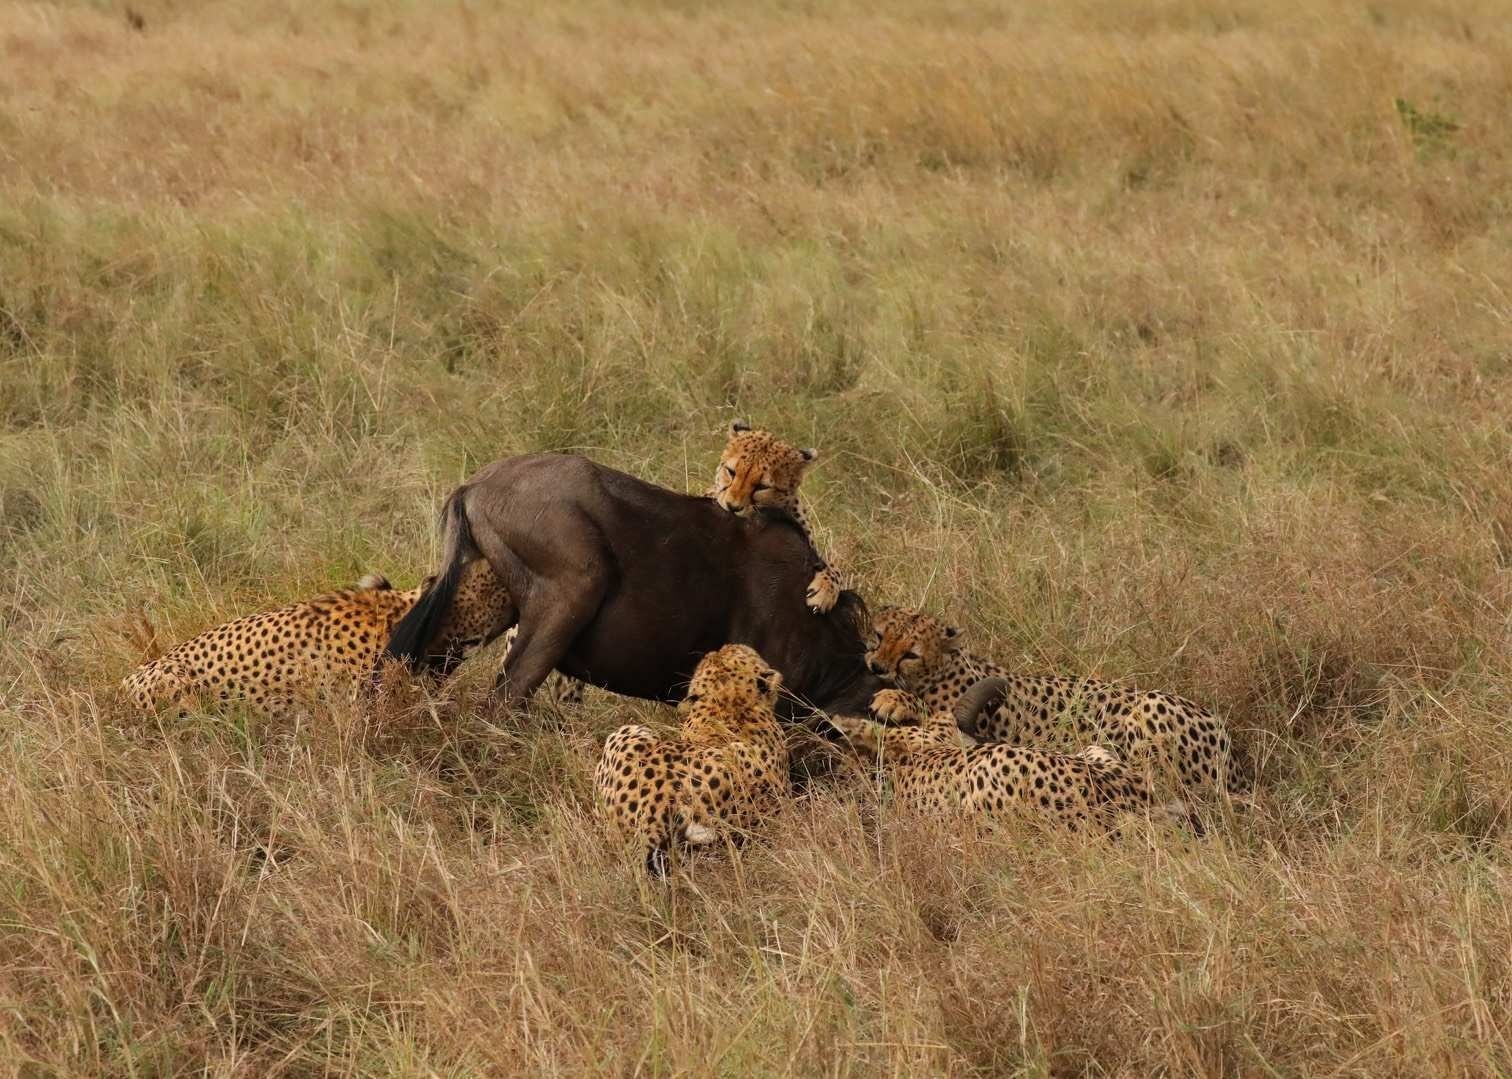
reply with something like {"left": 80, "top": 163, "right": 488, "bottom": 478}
{"left": 864, "top": 605, "right": 1240, "bottom": 796}
{"left": 595, "top": 643, "right": 790, "bottom": 876}
{"left": 709, "top": 420, "right": 845, "bottom": 614}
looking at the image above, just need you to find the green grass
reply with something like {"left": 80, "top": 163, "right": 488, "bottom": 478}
{"left": 2, "top": 0, "right": 1511, "bottom": 1073}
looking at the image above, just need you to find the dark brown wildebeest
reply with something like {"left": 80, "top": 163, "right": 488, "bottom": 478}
{"left": 384, "top": 453, "right": 884, "bottom": 721}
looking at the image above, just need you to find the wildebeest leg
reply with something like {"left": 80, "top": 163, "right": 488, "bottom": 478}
{"left": 494, "top": 572, "right": 608, "bottom": 710}
{"left": 465, "top": 505, "right": 611, "bottom": 713}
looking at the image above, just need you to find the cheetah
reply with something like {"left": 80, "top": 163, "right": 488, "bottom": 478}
{"left": 709, "top": 420, "right": 845, "bottom": 613}
{"left": 863, "top": 606, "right": 1237, "bottom": 795}
{"left": 829, "top": 689, "right": 1176, "bottom": 831}
{"left": 121, "top": 564, "right": 512, "bottom": 717}
{"left": 594, "top": 643, "right": 789, "bottom": 876}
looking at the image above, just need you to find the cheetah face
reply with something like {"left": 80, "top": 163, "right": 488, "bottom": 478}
{"left": 711, "top": 421, "right": 817, "bottom": 518}
{"left": 864, "top": 606, "right": 962, "bottom": 686}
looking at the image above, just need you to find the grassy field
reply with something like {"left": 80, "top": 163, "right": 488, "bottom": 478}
{"left": 2, "top": 0, "right": 1511, "bottom": 1073}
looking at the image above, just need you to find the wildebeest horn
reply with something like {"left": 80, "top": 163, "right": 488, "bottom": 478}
{"left": 954, "top": 677, "right": 1010, "bottom": 738}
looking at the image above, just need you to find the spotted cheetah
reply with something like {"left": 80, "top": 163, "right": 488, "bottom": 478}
{"left": 709, "top": 420, "right": 844, "bottom": 613}
{"left": 594, "top": 643, "right": 789, "bottom": 876}
{"left": 829, "top": 689, "right": 1175, "bottom": 831}
{"left": 121, "top": 564, "right": 512, "bottom": 716}
{"left": 864, "top": 606, "right": 1237, "bottom": 795}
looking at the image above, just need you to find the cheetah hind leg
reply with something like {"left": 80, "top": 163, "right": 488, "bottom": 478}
{"left": 640, "top": 823, "right": 719, "bottom": 880}
{"left": 1077, "top": 745, "right": 1196, "bottom": 837}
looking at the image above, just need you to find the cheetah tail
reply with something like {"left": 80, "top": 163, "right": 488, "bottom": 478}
{"left": 117, "top": 609, "right": 162, "bottom": 662}
{"left": 1221, "top": 741, "right": 1253, "bottom": 797}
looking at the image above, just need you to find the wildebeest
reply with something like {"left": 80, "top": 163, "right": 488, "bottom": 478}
{"left": 384, "top": 453, "right": 885, "bottom": 720}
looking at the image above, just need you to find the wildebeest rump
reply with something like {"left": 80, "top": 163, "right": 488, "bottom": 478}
{"left": 384, "top": 453, "right": 884, "bottom": 720}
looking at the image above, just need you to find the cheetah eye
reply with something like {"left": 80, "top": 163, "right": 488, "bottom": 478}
{"left": 724, "top": 465, "right": 735, "bottom": 478}
{"left": 753, "top": 482, "right": 769, "bottom": 492}
{"left": 902, "top": 650, "right": 920, "bottom": 661}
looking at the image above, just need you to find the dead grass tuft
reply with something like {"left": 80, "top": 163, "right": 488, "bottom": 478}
{"left": 2, "top": 0, "right": 1510, "bottom": 1072}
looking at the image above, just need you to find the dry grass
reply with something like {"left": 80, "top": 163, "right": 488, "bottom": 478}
{"left": 2, "top": 0, "right": 1511, "bottom": 1073}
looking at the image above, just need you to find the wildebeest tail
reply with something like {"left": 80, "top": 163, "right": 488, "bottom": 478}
{"left": 954, "top": 676, "right": 1010, "bottom": 738}
{"left": 384, "top": 490, "right": 476, "bottom": 669}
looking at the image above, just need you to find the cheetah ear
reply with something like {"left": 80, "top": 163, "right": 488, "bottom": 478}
{"left": 755, "top": 668, "right": 781, "bottom": 696}
{"left": 730, "top": 419, "right": 752, "bottom": 435}
{"left": 798, "top": 447, "right": 818, "bottom": 465}
{"left": 942, "top": 624, "right": 963, "bottom": 649}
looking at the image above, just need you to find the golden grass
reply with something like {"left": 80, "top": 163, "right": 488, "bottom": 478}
{"left": 2, "top": 0, "right": 1510, "bottom": 1072}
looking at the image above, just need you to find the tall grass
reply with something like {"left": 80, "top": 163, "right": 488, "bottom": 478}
{"left": 2, "top": 0, "right": 1510, "bottom": 1072}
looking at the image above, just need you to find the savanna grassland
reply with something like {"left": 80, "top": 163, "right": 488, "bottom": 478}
{"left": 2, "top": 0, "right": 1511, "bottom": 1073}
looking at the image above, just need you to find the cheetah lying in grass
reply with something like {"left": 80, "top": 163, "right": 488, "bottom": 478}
{"left": 594, "top": 643, "right": 789, "bottom": 876}
{"left": 864, "top": 605, "right": 1238, "bottom": 796}
{"left": 121, "top": 566, "right": 511, "bottom": 717}
{"left": 830, "top": 690, "right": 1186, "bottom": 832}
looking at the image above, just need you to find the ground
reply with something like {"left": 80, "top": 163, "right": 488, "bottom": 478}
{"left": 1, "top": 0, "right": 1510, "bottom": 1073}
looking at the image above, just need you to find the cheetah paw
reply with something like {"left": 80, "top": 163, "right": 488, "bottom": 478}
{"left": 869, "top": 689, "right": 924, "bottom": 725}
{"left": 1078, "top": 745, "right": 1123, "bottom": 767}
{"left": 805, "top": 569, "right": 841, "bottom": 614}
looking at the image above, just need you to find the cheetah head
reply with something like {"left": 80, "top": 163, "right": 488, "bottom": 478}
{"left": 425, "top": 560, "right": 515, "bottom": 668}
{"left": 864, "top": 606, "right": 962, "bottom": 688}
{"left": 711, "top": 420, "right": 817, "bottom": 518}
{"left": 679, "top": 643, "right": 784, "bottom": 714}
